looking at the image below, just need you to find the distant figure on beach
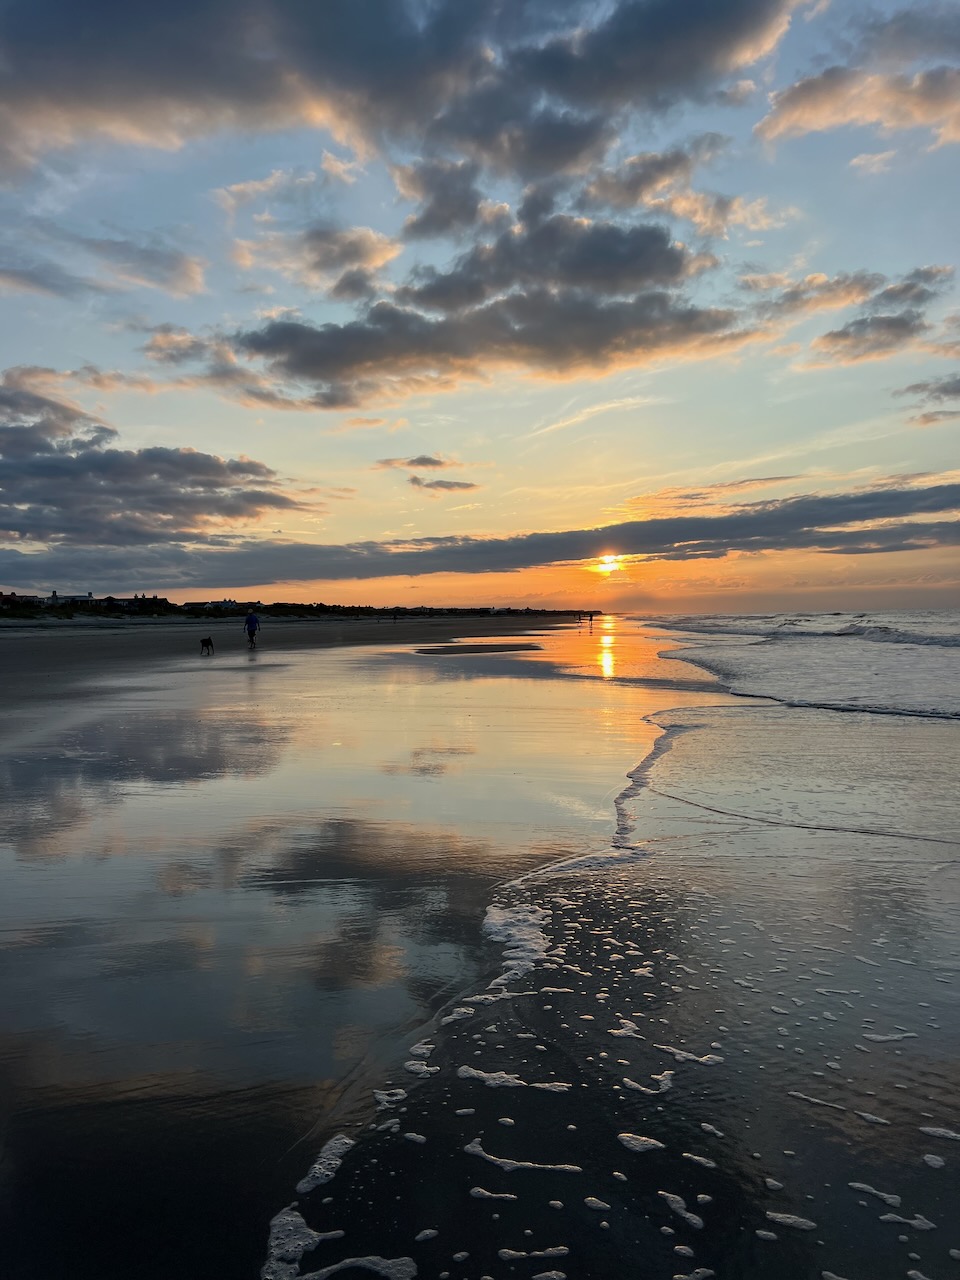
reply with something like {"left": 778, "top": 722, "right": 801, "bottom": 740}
{"left": 244, "top": 611, "right": 260, "bottom": 647}
{"left": 200, "top": 635, "right": 214, "bottom": 656}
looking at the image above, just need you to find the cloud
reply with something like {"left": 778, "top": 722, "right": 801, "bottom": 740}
{"left": 233, "top": 223, "right": 402, "bottom": 291}
{"left": 409, "top": 475, "right": 478, "bottom": 491}
{"left": 374, "top": 455, "right": 459, "bottom": 469}
{"left": 582, "top": 134, "right": 793, "bottom": 235}
{"left": 757, "top": 65, "right": 960, "bottom": 146}
{"left": 511, "top": 0, "right": 804, "bottom": 112}
{"left": 809, "top": 310, "right": 931, "bottom": 363}
{"left": 899, "top": 371, "right": 960, "bottom": 401}
{"left": 213, "top": 168, "right": 325, "bottom": 222}
{"left": 0, "top": 0, "right": 807, "bottom": 176}
{"left": 743, "top": 269, "right": 886, "bottom": 314}
{"left": 2, "top": 226, "right": 205, "bottom": 298}
{"left": 849, "top": 149, "right": 896, "bottom": 173}
{"left": 394, "top": 158, "right": 508, "bottom": 239}
{"left": 0, "top": 257, "right": 106, "bottom": 298}
{"left": 63, "top": 230, "right": 206, "bottom": 296}
{"left": 0, "top": 367, "right": 304, "bottom": 548}
{"left": 232, "top": 287, "right": 754, "bottom": 408}
{"left": 896, "top": 369, "right": 960, "bottom": 424}
{"left": 2, "top": 477, "right": 956, "bottom": 591}
{"left": 396, "top": 213, "right": 712, "bottom": 313}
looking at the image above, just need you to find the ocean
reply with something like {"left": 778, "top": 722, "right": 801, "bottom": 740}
{"left": 1, "top": 613, "right": 957, "bottom": 1279}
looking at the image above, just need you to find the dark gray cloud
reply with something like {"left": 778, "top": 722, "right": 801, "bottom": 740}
{"left": 583, "top": 135, "right": 725, "bottom": 206}
{"left": 810, "top": 310, "right": 930, "bottom": 363}
{"left": 394, "top": 159, "right": 500, "bottom": 239}
{"left": 409, "top": 475, "right": 478, "bottom": 491}
{"left": 397, "top": 214, "right": 709, "bottom": 313}
{"left": 374, "top": 455, "right": 458, "bottom": 469}
{"left": 899, "top": 371, "right": 960, "bottom": 401}
{"left": 2, "top": 477, "right": 956, "bottom": 592}
{"left": 0, "top": 0, "right": 801, "bottom": 176}
{"left": 0, "top": 367, "right": 302, "bottom": 546}
{"left": 896, "top": 368, "right": 960, "bottom": 425}
{"left": 429, "top": 86, "right": 614, "bottom": 178}
{"left": 232, "top": 286, "right": 748, "bottom": 408}
{"left": 510, "top": 0, "right": 798, "bottom": 111}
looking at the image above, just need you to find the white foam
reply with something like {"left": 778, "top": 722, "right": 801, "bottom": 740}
{"left": 788, "top": 1091, "right": 845, "bottom": 1111}
{"left": 879, "top": 1213, "right": 936, "bottom": 1230}
{"left": 584, "top": 1198, "right": 610, "bottom": 1210}
{"left": 618, "top": 1133, "right": 666, "bottom": 1154}
{"left": 414, "top": 1230, "right": 437, "bottom": 1242}
{"left": 654, "top": 1044, "right": 723, "bottom": 1065}
{"left": 848, "top": 1182, "right": 900, "bottom": 1207}
{"left": 262, "top": 1208, "right": 337, "bottom": 1278}
{"left": 403, "top": 1061, "right": 440, "bottom": 1078}
{"left": 300, "top": 1256, "right": 417, "bottom": 1280}
{"left": 658, "top": 1192, "right": 704, "bottom": 1229}
{"left": 374, "top": 1089, "right": 407, "bottom": 1110}
{"left": 296, "top": 1134, "right": 357, "bottom": 1194}
{"left": 922, "top": 1154, "right": 945, "bottom": 1168}
{"left": 464, "top": 1137, "right": 582, "bottom": 1173}
{"left": 408, "top": 1041, "right": 435, "bottom": 1058}
{"left": 456, "top": 1065, "right": 571, "bottom": 1091}
{"left": 623, "top": 1071, "right": 673, "bottom": 1095}
{"left": 483, "top": 904, "right": 551, "bottom": 986}
{"left": 862, "top": 1031, "right": 917, "bottom": 1042}
{"left": 469, "top": 1188, "right": 518, "bottom": 1201}
{"left": 440, "top": 1008, "right": 475, "bottom": 1025}
{"left": 919, "top": 1125, "right": 960, "bottom": 1140}
{"left": 765, "top": 1212, "right": 816, "bottom": 1230}
{"left": 682, "top": 1153, "right": 717, "bottom": 1169}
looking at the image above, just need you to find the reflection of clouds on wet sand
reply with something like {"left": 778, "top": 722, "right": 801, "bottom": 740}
{"left": 380, "top": 743, "right": 476, "bottom": 777}
{"left": 0, "top": 710, "right": 289, "bottom": 858}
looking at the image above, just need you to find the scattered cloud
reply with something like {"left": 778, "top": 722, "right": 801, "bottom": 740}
{"left": 374, "top": 455, "right": 460, "bottom": 470}
{"left": 809, "top": 310, "right": 931, "bottom": 363}
{"left": 0, "top": 367, "right": 305, "bottom": 547}
{"left": 583, "top": 134, "right": 794, "bottom": 235}
{"left": 849, "top": 149, "right": 896, "bottom": 173}
{"left": 757, "top": 65, "right": 960, "bottom": 146}
{"left": 409, "top": 475, "right": 479, "bottom": 492}
{"left": 233, "top": 223, "right": 402, "bottom": 292}
{"left": 213, "top": 169, "right": 326, "bottom": 222}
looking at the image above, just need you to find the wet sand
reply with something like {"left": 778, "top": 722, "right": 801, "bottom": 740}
{"left": 0, "top": 613, "right": 575, "bottom": 713}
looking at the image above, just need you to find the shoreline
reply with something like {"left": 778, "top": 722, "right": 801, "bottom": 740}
{"left": 0, "top": 612, "right": 584, "bottom": 714}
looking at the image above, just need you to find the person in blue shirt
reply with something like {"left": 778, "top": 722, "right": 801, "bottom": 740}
{"left": 244, "top": 611, "right": 260, "bottom": 646}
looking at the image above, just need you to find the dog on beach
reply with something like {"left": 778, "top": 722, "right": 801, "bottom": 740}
{"left": 200, "top": 636, "right": 215, "bottom": 655}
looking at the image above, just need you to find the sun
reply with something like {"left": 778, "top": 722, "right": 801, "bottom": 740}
{"left": 595, "top": 553, "right": 624, "bottom": 575}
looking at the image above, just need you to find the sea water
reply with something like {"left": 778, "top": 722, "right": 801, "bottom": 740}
{"left": 0, "top": 614, "right": 957, "bottom": 1280}
{"left": 258, "top": 613, "right": 960, "bottom": 1280}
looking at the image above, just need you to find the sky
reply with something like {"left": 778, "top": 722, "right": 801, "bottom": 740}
{"left": 0, "top": 0, "right": 958, "bottom": 612}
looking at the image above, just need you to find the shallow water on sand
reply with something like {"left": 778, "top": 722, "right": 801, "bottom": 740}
{"left": 0, "top": 620, "right": 723, "bottom": 1279}
{"left": 258, "top": 685, "right": 960, "bottom": 1280}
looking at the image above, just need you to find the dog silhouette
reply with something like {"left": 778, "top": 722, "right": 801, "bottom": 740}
{"left": 200, "top": 636, "right": 215, "bottom": 655}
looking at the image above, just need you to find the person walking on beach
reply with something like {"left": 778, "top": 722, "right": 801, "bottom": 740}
{"left": 244, "top": 610, "right": 260, "bottom": 647}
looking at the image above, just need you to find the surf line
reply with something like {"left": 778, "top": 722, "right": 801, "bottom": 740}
{"left": 644, "top": 786, "right": 960, "bottom": 847}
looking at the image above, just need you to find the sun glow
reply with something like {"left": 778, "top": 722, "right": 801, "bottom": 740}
{"left": 595, "top": 553, "right": 624, "bottom": 575}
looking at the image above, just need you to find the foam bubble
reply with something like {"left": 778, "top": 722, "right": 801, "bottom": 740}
{"left": 296, "top": 1134, "right": 356, "bottom": 1194}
